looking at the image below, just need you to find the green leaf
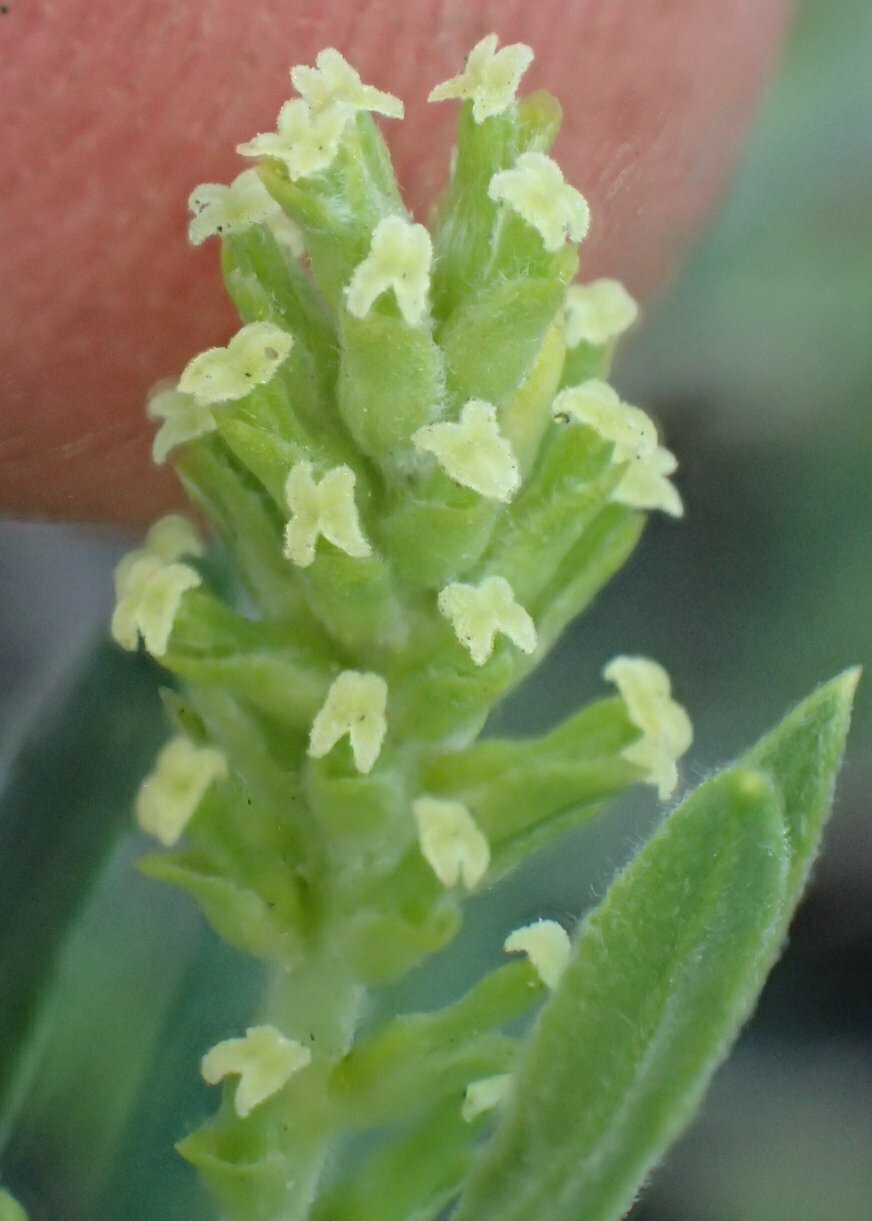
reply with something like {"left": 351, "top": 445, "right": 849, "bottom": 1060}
{"left": 0, "top": 1189, "right": 28, "bottom": 1221}
{"left": 0, "top": 645, "right": 166, "bottom": 1136}
{"left": 454, "top": 672, "right": 858, "bottom": 1221}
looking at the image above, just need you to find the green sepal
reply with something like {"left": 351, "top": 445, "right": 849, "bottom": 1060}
{"left": 215, "top": 417, "right": 308, "bottom": 509}
{"left": 311, "top": 1098, "right": 474, "bottom": 1221}
{"left": 530, "top": 504, "right": 645, "bottom": 656}
{"left": 482, "top": 426, "right": 619, "bottom": 606}
{"left": 140, "top": 853, "right": 304, "bottom": 964}
{"left": 216, "top": 415, "right": 358, "bottom": 511}
{"left": 165, "top": 592, "right": 336, "bottom": 728}
{"left": 175, "top": 437, "right": 302, "bottom": 620}
{"left": 180, "top": 685, "right": 310, "bottom": 819}
{"left": 379, "top": 478, "right": 500, "bottom": 591}
{"left": 303, "top": 758, "right": 412, "bottom": 881}
{"left": 454, "top": 672, "right": 858, "bottom": 1221}
{"left": 337, "top": 311, "right": 444, "bottom": 468}
{"left": 422, "top": 697, "right": 641, "bottom": 881}
{"left": 140, "top": 779, "right": 314, "bottom": 964}
{"left": 300, "top": 550, "right": 408, "bottom": 653}
{"left": 439, "top": 278, "right": 566, "bottom": 416}
{"left": 388, "top": 645, "right": 519, "bottom": 746}
{"left": 177, "top": 1116, "right": 293, "bottom": 1221}
{"left": 221, "top": 226, "right": 339, "bottom": 397}
{"left": 339, "top": 857, "right": 461, "bottom": 985}
{"left": 330, "top": 961, "right": 541, "bottom": 1127}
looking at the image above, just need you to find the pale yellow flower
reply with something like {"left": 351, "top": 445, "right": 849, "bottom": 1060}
{"left": 309, "top": 671, "right": 388, "bottom": 774}
{"left": 283, "top": 462, "right": 371, "bottom": 568}
{"left": 412, "top": 400, "right": 520, "bottom": 502}
{"left": 438, "top": 577, "right": 537, "bottom": 667}
{"left": 412, "top": 797, "right": 490, "bottom": 890}
{"left": 429, "top": 35, "right": 533, "bottom": 123}
{"left": 489, "top": 153, "right": 590, "bottom": 252}
{"left": 201, "top": 1025, "right": 311, "bottom": 1118}
{"left": 345, "top": 216, "right": 433, "bottom": 326}
{"left": 603, "top": 656, "right": 693, "bottom": 799}
{"left": 504, "top": 919, "right": 571, "bottom": 989}
{"left": 136, "top": 736, "right": 228, "bottom": 846}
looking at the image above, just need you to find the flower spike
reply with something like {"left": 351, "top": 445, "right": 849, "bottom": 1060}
{"left": 345, "top": 216, "right": 433, "bottom": 326}
{"left": 136, "top": 736, "right": 228, "bottom": 847}
{"left": 201, "top": 1026, "right": 311, "bottom": 1118}
{"left": 603, "top": 655, "right": 693, "bottom": 799}
{"left": 291, "top": 48, "right": 403, "bottom": 119}
{"left": 412, "top": 797, "right": 490, "bottom": 890}
{"left": 283, "top": 462, "right": 372, "bottom": 568}
{"left": 438, "top": 576, "right": 537, "bottom": 667}
{"left": 564, "top": 279, "right": 639, "bottom": 348}
{"left": 237, "top": 99, "right": 348, "bottom": 181}
{"left": 429, "top": 35, "right": 533, "bottom": 123}
{"left": 489, "top": 152, "right": 590, "bottom": 253}
{"left": 309, "top": 671, "right": 388, "bottom": 774}
{"left": 178, "top": 322, "right": 294, "bottom": 406}
{"left": 504, "top": 919, "right": 571, "bottom": 989}
{"left": 412, "top": 400, "right": 520, "bottom": 502}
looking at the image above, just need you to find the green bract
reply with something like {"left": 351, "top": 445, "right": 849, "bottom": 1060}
{"left": 104, "top": 36, "right": 857, "bottom": 1221}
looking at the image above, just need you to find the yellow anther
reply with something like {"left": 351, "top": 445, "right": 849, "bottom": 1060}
{"left": 428, "top": 34, "right": 533, "bottom": 123}
{"left": 187, "top": 169, "right": 304, "bottom": 253}
{"left": 412, "top": 400, "right": 520, "bottom": 502}
{"left": 178, "top": 322, "right": 294, "bottom": 406}
{"left": 111, "top": 515, "right": 204, "bottom": 657}
{"left": 462, "top": 1073, "right": 512, "bottom": 1123}
{"left": 237, "top": 98, "right": 348, "bottom": 181}
{"left": 438, "top": 576, "right": 537, "bottom": 667}
{"left": 345, "top": 216, "right": 432, "bottom": 326}
{"left": 309, "top": 671, "right": 388, "bottom": 775}
{"left": 504, "top": 919, "right": 571, "bottom": 990}
{"left": 412, "top": 796, "right": 490, "bottom": 890}
{"left": 283, "top": 462, "right": 371, "bottom": 568}
{"left": 136, "top": 736, "right": 228, "bottom": 847}
{"left": 603, "top": 656, "right": 693, "bottom": 799}
{"left": 291, "top": 48, "right": 403, "bottom": 119}
{"left": 564, "top": 279, "right": 639, "bottom": 348}
{"left": 201, "top": 1026, "right": 311, "bottom": 1118}
{"left": 489, "top": 153, "right": 590, "bottom": 253}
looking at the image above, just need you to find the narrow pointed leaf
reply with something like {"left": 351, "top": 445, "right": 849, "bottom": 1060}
{"left": 454, "top": 672, "right": 857, "bottom": 1221}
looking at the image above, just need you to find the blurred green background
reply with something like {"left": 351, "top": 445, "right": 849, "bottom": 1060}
{"left": 1, "top": 0, "right": 870, "bottom": 1216}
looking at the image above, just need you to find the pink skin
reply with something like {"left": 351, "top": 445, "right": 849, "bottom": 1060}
{"left": 0, "top": 0, "right": 790, "bottom": 526}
